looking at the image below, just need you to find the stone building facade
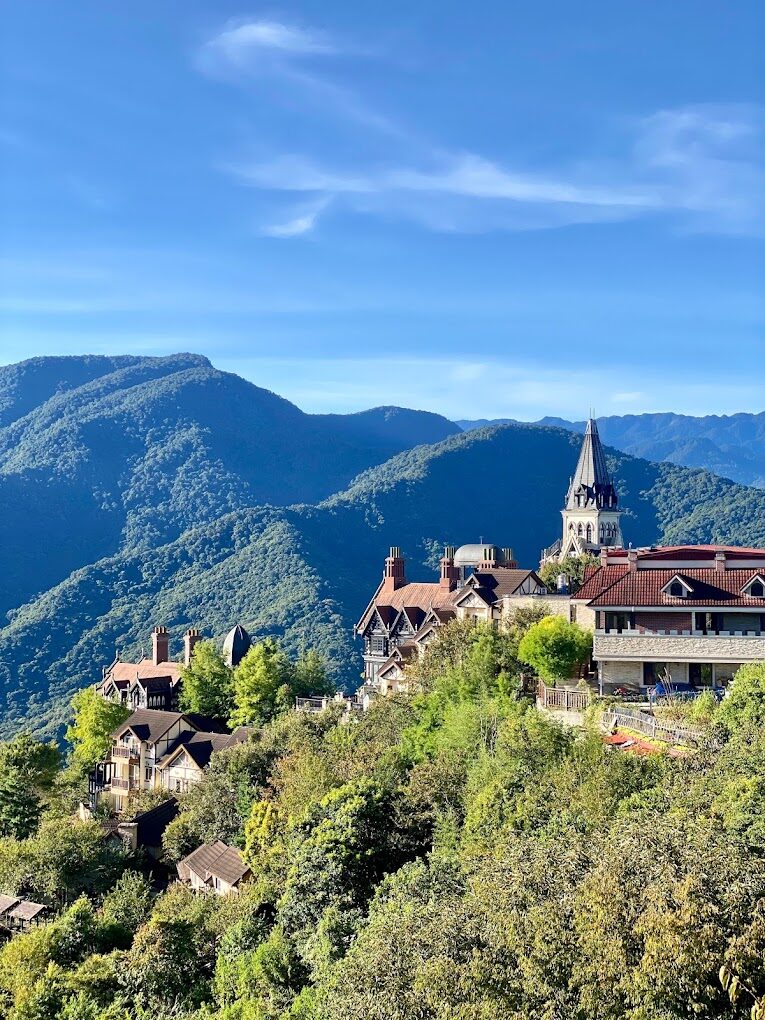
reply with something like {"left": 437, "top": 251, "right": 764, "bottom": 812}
{"left": 574, "top": 545, "right": 765, "bottom": 689}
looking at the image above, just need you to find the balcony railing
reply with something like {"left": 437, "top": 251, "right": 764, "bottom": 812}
{"left": 111, "top": 777, "right": 140, "bottom": 791}
{"left": 597, "top": 628, "right": 764, "bottom": 637}
{"left": 112, "top": 744, "right": 139, "bottom": 760}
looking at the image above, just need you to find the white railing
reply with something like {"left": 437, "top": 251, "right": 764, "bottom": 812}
{"left": 537, "top": 682, "right": 590, "bottom": 713}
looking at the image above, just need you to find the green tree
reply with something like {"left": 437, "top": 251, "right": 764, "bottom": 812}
{"left": 718, "top": 662, "right": 765, "bottom": 733}
{"left": 0, "top": 768, "right": 41, "bottom": 839}
{"left": 518, "top": 615, "right": 593, "bottom": 683}
{"left": 178, "top": 639, "right": 233, "bottom": 721}
{"left": 0, "top": 732, "right": 61, "bottom": 792}
{"left": 65, "top": 689, "right": 129, "bottom": 776}
{"left": 99, "top": 871, "right": 154, "bottom": 947}
{"left": 230, "top": 639, "right": 296, "bottom": 727}
{"left": 293, "top": 650, "right": 334, "bottom": 698}
{"left": 538, "top": 553, "right": 599, "bottom": 594}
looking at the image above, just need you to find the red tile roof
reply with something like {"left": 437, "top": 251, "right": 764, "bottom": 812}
{"left": 107, "top": 660, "right": 183, "bottom": 683}
{"left": 580, "top": 567, "right": 765, "bottom": 608}
{"left": 357, "top": 582, "right": 458, "bottom": 632}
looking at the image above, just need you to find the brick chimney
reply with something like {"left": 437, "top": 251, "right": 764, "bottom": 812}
{"left": 381, "top": 547, "right": 407, "bottom": 593}
{"left": 183, "top": 628, "right": 202, "bottom": 665}
{"left": 151, "top": 626, "right": 169, "bottom": 666}
{"left": 600, "top": 547, "right": 610, "bottom": 567}
{"left": 715, "top": 550, "right": 726, "bottom": 573}
{"left": 627, "top": 549, "right": 638, "bottom": 573}
{"left": 440, "top": 546, "right": 459, "bottom": 591}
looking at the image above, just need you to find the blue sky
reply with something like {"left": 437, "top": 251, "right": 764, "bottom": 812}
{"left": 1, "top": 1, "right": 763, "bottom": 419}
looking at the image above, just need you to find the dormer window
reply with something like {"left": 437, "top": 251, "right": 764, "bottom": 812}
{"left": 742, "top": 575, "right": 765, "bottom": 598}
{"left": 662, "top": 575, "right": 693, "bottom": 598}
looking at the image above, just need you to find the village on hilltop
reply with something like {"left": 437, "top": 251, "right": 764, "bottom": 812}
{"left": 82, "top": 418, "right": 765, "bottom": 895}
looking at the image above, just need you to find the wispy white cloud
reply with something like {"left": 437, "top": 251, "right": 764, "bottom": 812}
{"left": 204, "top": 19, "right": 337, "bottom": 66}
{"left": 261, "top": 198, "right": 330, "bottom": 238}
{"left": 227, "top": 105, "right": 764, "bottom": 235}
{"left": 197, "top": 16, "right": 764, "bottom": 237}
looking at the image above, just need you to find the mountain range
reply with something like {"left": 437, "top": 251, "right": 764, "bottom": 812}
{"left": 2, "top": 353, "right": 765, "bottom": 738}
{"left": 458, "top": 413, "right": 765, "bottom": 488}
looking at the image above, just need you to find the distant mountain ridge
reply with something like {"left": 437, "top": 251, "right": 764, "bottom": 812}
{"left": 457, "top": 412, "right": 765, "bottom": 488}
{"left": 0, "top": 354, "right": 458, "bottom": 618}
{"left": 1, "top": 354, "right": 765, "bottom": 738}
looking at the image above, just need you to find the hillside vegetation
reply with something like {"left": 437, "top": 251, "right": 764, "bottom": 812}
{"left": 3, "top": 421, "right": 765, "bottom": 737}
{"left": 1, "top": 632, "right": 765, "bottom": 1019}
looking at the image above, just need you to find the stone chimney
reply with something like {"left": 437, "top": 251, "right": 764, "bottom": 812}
{"left": 151, "top": 626, "right": 169, "bottom": 666}
{"left": 715, "top": 550, "right": 726, "bottom": 573}
{"left": 600, "top": 547, "right": 610, "bottom": 567}
{"left": 627, "top": 549, "right": 638, "bottom": 573}
{"left": 183, "top": 628, "right": 202, "bottom": 666}
{"left": 381, "top": 547, "right": 407, "bottom": 593}
{"left": 440, "top": 546, "right": 460, "bottom": 591}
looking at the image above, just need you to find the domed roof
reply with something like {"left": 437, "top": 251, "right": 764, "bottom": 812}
{"left": 453, "top": 544, "right": 514, "bottom": 568}
{"left": 223, "top": 624, "right": 252, "bottom": 667}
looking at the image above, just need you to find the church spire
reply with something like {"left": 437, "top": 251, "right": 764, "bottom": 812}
{"left": 565, "top": 418, "right": 618, "bottom": 511}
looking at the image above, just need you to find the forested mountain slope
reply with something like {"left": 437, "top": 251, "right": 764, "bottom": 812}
{"left": 3, "top": 420, "right": 765, "bottom": 738}
{"left": 458, "top": 411, "right": 765, "bottom": 487}
{"left": 0, "top": 354, "right": 458, "bottom": 616}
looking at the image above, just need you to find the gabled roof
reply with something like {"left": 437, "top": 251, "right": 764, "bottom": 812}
{"left": 586, "top": 568, "right": 765, "bottom": 608}
{"left": 660, "top": 574, "right": 695, "bottom": 596}
{"left": 356, "top": 582, "right": 459, "bottom": 634}
{"left": 127, "top": 796, "right": 180, "bottom": 847}
{"left": 106, "top": 659, "right": 183, "bottom": 683}
{"left": 130, "top": 675, "right": 175, "bottom": 693}
{"left": 741, "top": 574, "right": 765, "bottom": 595}
{"left": 157, "top": 729, "right": 250, "bottom": 771}
{"left": 113, "top": 709, "right": 188, "bottom": 743}
{"left": 8, "top": 901, "right": 46, "bottom": 921}
{"left": 112, "top": 709, "right": 228, "bottom": 743}
{"left": 453, "top": 568, "right": 541, "bottom": 606}
{"left": 179, "top": 840, "right": 250, "bottom": 886}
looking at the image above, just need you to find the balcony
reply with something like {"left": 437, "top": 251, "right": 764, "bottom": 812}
{"left": 111, "top": 777, "right": 140, "bottom": 792}
{"left": 112, "top": 744, "right": 139, "bottom": 761}
{"left": 594, "top": 629, "right": 765, "bottom": 662}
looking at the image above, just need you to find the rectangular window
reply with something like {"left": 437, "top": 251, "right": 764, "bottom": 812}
{"left": 569, "top": 605, "right": 577, "bottom": 624}
{"left": 605, "top": 612, "right": 631, "bottom": 633}
{"left": 643, "top": 661, "right": 667, "bottom": 685}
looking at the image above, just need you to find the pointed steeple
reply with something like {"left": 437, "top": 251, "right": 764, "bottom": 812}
{"left": 565, "top": 419, "right": 618, "bottom": 511}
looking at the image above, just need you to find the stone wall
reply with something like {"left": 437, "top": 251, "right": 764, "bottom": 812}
{"left": 598, "top": 659, "right": 643, "bottom": 686}
{"left": 594, "top": 632, "right": 765, "bottom": 662}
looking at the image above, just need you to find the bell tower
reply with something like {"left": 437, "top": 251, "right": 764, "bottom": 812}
{"left": 558, "top": 418, "right": 623, "bottom": 560}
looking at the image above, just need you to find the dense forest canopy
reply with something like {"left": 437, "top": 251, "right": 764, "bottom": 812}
{"left": 0, "top": 622, "right": 764, "bottom": 1019}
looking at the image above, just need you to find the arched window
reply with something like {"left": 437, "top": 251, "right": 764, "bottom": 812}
{"left": 586, "top": 523, "right": 592, "bottom": 543}
{"left": 577, "top": 523, "right": 583, "bottom": 536}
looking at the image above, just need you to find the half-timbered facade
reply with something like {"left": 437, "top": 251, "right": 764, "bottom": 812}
{"left": 356, "top": 545, "right": 550, "bottom": 691}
